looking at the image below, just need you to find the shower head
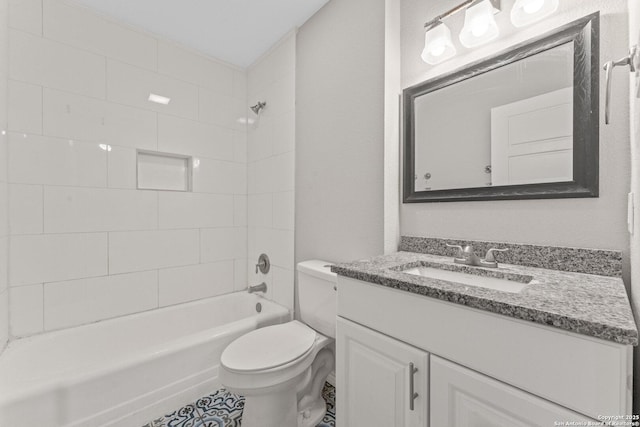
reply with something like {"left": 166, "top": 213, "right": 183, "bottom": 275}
{"left": 250, "top": 101, "right": 266, "bottom": 115}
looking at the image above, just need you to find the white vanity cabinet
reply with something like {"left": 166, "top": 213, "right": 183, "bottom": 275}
{"left": 430, "top": 356, "right": 593, "bottom": 426}
{"left": 336, "top": 276, "right": 634, "bottom": 425}
{"left": 336, "top": 317, "right": 428, "bottom": 427}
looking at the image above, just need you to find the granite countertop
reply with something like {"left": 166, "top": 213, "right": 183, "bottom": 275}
{"left": 332, "top": 251, "right": 638, "bottom": 346}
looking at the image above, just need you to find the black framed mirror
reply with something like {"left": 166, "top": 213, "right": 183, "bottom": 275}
{"left": 403, "top": 13, "right": 599, "bottom": 203}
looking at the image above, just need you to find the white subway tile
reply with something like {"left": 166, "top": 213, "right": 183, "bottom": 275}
{"left": 247, "top": 116, "right": 273, "bottom": 162}
{"left": 109, "top": 229, "right": 199, "bottom": 274}
{"left": 107, "top": 146, "right": 137, "bottom": 189}
{"left": 44, "top": 187, "right": 158, "bottom": 233}
{"left": 44, "top": 271, "right": 158, "bottom": 330}
{"left": 0, "top": 184, "right": 7, "bottom": 236}
{"left": 234, "top": 195, "right": 247, "bottom": 227}
{"left": 0, "top": 136, "right": 7, "bottom": 183}
{"left": 158, "top": 114, "right": 234, "bottom": 161}
{"left": 272, "top": 110, "right": 295, "bottom": 155}
{"left": 10, "top": 233, "right": 108, "bottom": 286}
{"left": 43, "top": 0, "right": 157, "bottom": 70}
{"left": 193, "top": 158, "right": 246, "bottom": 195}
{"left": 248, "top": 194, "right": 273, "bottom": 228}
{"left": 43, "top": 88, "right": 157, "bottom": 150}
{"left": 0, "top": 238, "right": 7, "bottom": 293}
{"left": 250, "top": 227, "right": 293, "bottom": 270}
{"left": 247, "top": 227, "right": 265, "bottom": 267}
{"left": 159, "top": 261, "right": 234, "bottom": 307}
{"left": 107, "top": 60, "right": 198, "bottom": 119}
{"left": 9, "top": 0, "right": 42, "bottom": 35}
{"left": 158, "top": 192, "right": 233, "bottom": 229}
{"left": 272, "top": 266, "right": 294, "bottom": 312}
{"left": 248, "top": 57, "right": 275, "bottom": 97}
{"left": 266, "top": 77, "right": 295, "bottom": 116}
{"left": 158, "top": 41, "right": 234, "bottom": 94}
{"left": 8, "top": 133, "right": 107, "bottom": 187}
{"left": 270, "top": 34, "right": 296, "bottom": 81}
{"left": 106, "top": 148, "right": 135, "bottom": 190}
{"left": 199, "top": 87, "right": 245, "bottom": 130}
{"left": 10, "top": 29, "right": 106, "bottom": 98}
{"left": 271, "top": 152, "right": 295, "bottom": 192}
{"left": 247, "top": 158, "right": 271, "bottom": 194}
{"left": 269, "top": 228, "right": 294, "bottom": 269}
{"left": 272, "top": 191, "right": 294, "bottom": 230}
{"left": 8, "top": 80, "right": 42, "bottom": 134}
{"left": 0, "top": 291, "right": 8, "bottom": 345}
{"left": 9, "top": 184, "right": 43, "bottom": 235}
{"left": 234, "top": 259, "right": 247, "bottom": 291}
{"left": 201, "top": 227, "right": 246, "bottom": 263}
{"left": 10, "top": 284, "right": 43, "bottom": 337}
{"left": 233, "top": 130, "right": 247, "bottom": 163}
{"left": 233, "top": 70, "right": 247, "bottom": 101}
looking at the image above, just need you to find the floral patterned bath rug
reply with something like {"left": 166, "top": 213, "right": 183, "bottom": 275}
{"left": 142, "top": 382, "right": 336, "bottom": 427}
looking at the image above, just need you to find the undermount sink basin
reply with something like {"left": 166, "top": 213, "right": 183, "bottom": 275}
{"left": 400, "top": 266, "right": 532, "bottom": 294}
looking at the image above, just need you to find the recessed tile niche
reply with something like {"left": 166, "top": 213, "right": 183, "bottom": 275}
{"left": 137, "top": 151, "right": 192, "bottom": 191}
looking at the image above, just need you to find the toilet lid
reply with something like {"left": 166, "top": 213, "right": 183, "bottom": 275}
{"left": 221, "top": 321, "right": 317, "bottom": 372}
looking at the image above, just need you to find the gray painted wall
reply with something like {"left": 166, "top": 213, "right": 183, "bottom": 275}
{"left": 295, "top": 0, "right": 386, "bottom": 264}
{"left": 0, "top": 0, "right": 8, "bottom": 353}
{"left": 400, "top": 0, "right": 631, "bottom": 282}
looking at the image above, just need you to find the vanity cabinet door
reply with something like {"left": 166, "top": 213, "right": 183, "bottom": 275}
{"left": 430, "top": 356, "right": 594, "bottom": 426}
{"left": 337, "top": 317, "right": 428, "bottom": 427}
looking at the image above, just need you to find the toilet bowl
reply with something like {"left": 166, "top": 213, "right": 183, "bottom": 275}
{"left": 220, "top": 260, "right": 337, "bottom": 427}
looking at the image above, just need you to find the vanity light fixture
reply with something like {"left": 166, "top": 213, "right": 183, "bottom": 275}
{"left": 511, "top": 0, "right": 559, "bottom": 27}
{"left": 148, "top": 93, "right": 171, "bottom": 105}
{"left": 422, "top": 22, "right": 457, "bottom": 64}
{"left": 421, "top": 0, "right": 501, "bottom": 64}
{"left": 459, "top": 0, "right": 500, "bottom": 48}
{"left": 420, "top": 0, "right": 559, "bottom": 65}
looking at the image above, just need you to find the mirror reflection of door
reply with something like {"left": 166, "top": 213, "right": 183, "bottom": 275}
{"left": 413, "top": 42, "right": 574, "bottom": 192}
{"left": 490, "top": 87, "right": 573, "bottom": 186}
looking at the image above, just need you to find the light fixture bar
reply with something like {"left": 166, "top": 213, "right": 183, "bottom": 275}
{"left": 424, "top": 0, "right": 500, "bottom": 29}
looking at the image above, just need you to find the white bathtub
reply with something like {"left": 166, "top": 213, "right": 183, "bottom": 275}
{"left": 0, "top": 292, "right": 289, "bottom": 427}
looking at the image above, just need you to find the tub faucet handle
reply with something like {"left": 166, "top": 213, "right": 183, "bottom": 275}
{"left": 255, "top": 253, "right": 270, "bottom": 274}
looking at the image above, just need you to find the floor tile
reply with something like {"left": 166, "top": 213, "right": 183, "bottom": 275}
{"left": 143, "top": 383, "right": 336, "bottom": 427}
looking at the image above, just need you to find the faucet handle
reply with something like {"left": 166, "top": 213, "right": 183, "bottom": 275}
{"left": 484, "top": 248, "right": 509, "bottom": 262}
{"left": 445, "top": 243, "right": 464, "bottom": 258}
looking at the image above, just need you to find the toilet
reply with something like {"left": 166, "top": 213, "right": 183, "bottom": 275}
{"left": 220, "top": 260, "right": 337, "bottom": 427}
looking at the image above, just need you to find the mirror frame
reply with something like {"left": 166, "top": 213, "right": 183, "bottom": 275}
{"left": 403, "top": 13, "right": 599, "bottom": 203}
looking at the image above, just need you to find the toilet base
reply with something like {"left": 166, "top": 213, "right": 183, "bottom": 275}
{"left": 236, "top": 348, "right": 335, "bottom": 427}
{"left": 241, "top": 388, "right": 299, "bottom": 427}
{"left": 297, "top": 396, "right": 327, "bottom": 427}
{"left": 297, "top": 348, "right": 334, "bottom": 427}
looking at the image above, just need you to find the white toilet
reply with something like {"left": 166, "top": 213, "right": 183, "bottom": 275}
{"left": 220, "top": 260, "right": 337, "bottom": 427}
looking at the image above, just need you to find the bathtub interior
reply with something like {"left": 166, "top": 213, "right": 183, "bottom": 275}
{"left": 0, "top": 292, "right": 290, "bottom": 427}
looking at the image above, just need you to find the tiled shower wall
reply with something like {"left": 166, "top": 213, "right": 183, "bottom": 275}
{"left": 6, "top": 0, "right": 248, "bottom": 337}
{"left": 0, "top": 0, "right": 9, "bottom": 352}
{"left": 246, "top": 33, "right": 296, "bottom": 312}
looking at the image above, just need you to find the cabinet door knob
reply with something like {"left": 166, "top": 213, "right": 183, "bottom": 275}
{"left": 409, "top": 362, "right": 419, "bottom": 411}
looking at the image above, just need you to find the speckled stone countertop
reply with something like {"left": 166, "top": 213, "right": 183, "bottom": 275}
{"left": 332, "top": 251, "right": 638, "bottom": 346}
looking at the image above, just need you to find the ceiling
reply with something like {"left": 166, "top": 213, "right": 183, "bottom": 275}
{"left": 71, "top": 0, "right": 330, "bottom": 68}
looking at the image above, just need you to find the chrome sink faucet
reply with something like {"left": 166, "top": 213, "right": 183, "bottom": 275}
{"left": 446, "top": 244, "right": 508, "bottom": 268}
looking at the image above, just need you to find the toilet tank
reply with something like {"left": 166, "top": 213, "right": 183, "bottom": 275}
{"left": 297, "top": 260, "right": 337, "bottom": 339}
